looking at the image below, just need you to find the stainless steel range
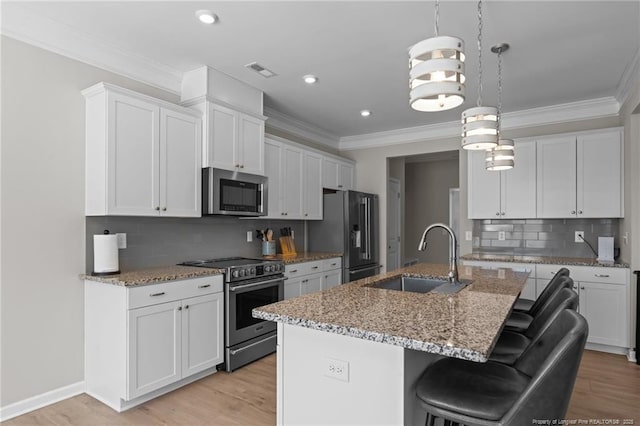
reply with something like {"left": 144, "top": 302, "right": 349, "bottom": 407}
{"left": 180, "top": 257, "right": 284, "bottom": 371}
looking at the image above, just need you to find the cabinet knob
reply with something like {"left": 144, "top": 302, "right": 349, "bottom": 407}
{"left": 305, "top": 213, "right": 308, "bottom": 217}
{"left": 578, "top": 210, "right": 583, "bottom": 215}
{"left": 500, "top": 212, "right": 505, "bottom": 216}
{"left": 185, "top": 305, "right": 189, "bottom": 309}
{"left": 285, "top": 212, "right": 288, "bottom": 216}
{"left": 240, "top": 165, "right": 244, "bottom": 168}
{"left": 573, "top": 285, "right": 578, "bottom": 290}
{"left": 338, "top": 185, "right": 343, "bottom": 188}
{"left": 571, "top": 210, "right": 576, "bottom": 215}
{"left": 178, "top": 306, "right": 182, "bottom": 311}
{"left": 162, "top": 207, "right": 167, "bottom": 211}
{"left": 580, "top": 286, "right": 585, "bottom": 290}
{"left": 595, "top": 274, "right": 610, "bottom": 278}
{"left": 236, "top": 164, "right": 240, "bottom": 168}
{"left": 496, "top": 212, "right": 500, "bottom": 216}
{"left": 155, "top": 206, "right": 160, "bottom": 211}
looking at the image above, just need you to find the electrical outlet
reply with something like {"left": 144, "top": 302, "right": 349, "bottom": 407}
{"left": 623, "top": 232, "right": 629, "bottom": 245}
{"left": 247, "top": 231, "right": 253, "bottom": 242}
{"left": 116, "top": 233, "right": 127, "bottom": 249}
{"left": 324, "top": 357, "right": 349, "bottom": 382}
{"left": 465, "top": 231, "right": 472, "bottom": 241}
{"left": 498, "top": 231, "right": 506, "bottom": 241}
{"left": 575, "top": 231, "right": 584, "bottom": 243}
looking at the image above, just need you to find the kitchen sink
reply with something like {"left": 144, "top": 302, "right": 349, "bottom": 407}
{"left": 367, "top": 276, "right": 471, "bottom": 294}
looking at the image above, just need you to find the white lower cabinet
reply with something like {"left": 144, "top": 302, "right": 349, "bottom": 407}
{"left": 284, "top": 257, "right": 342, "bottom": 299}
{"left": 85, "top": 275, "right": 224, "bottom": 411}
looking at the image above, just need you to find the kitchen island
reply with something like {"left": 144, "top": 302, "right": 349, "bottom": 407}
{"left": 253, "top": 263, "right": 529, "bottom": 425}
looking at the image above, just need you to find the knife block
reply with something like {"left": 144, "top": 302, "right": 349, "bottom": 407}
{"left": 279, "top": 236, "right": 297, "bottom": 256}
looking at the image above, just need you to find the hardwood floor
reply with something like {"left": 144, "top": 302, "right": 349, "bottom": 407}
{"left": 6, "top": 350, "right": 639, "bottom": 425}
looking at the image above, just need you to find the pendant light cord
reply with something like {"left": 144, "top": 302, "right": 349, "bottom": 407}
{"left": 497, "top": 48, "right": 503, "bottom": 134}
{"left": 434, "top": 0, "right": 440, "bottom": 36}
{"left": 476, "top": 0, "right": 483, "bottom": 107}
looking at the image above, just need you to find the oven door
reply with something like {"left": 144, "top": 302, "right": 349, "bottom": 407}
{"left": 226, "top": 275, "right": 284, "bottom": 347}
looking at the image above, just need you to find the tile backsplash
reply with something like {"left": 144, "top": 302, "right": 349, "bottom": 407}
{"left": 472, "top": 218, "right": 619, "bottom": 258}
{"left": 86, "top": 216, "right": 305, "bottom": 273}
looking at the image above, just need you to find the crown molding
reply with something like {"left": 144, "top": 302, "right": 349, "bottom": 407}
{"left": 0, "top": 3, "right": 183, "bottom": 95}
{"left": 616, "top": 47, "right": 640, "bottom": 111}
{"left": 264, "top": 107, "right": 340, "bottom": 149}
{"left": 339, "top": 97, "right": 620, "bottom": 151}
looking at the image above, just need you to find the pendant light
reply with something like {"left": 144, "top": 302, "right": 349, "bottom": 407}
{"left": 461, "top": 0, "right": 498, "bottom": 150}
{"left": 486, "top": 43, "right": 515, "bottom": 171}
{"left": 409, "top": 0, "right": 465, "bottom": 112}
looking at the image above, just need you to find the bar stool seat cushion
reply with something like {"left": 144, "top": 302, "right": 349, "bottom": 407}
{"left": 489, "top": 331, "right": 530, "bottom": 365}
{"left": 416, "top": 357, "right": 530, "bottom": 421}
{"left": 513, "top": 298, "right": 535, "bottom": 312}
{"left": 505, "top": 311, "right": 533, "bottom": 333}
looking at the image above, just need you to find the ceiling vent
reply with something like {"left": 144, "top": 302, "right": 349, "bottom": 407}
{"left": 245, "top": 62, "right": 277, "bottom": 78}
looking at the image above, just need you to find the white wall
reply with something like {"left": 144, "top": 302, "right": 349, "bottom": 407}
{"left": 0, "top": 36, "right": 181, "bottom": 407}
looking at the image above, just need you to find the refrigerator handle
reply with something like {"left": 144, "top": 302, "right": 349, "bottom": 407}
{"left": 364, "top": 197, "right": 371, "bottom": 260}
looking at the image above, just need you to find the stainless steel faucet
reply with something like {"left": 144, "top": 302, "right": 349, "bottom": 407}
{"left": 417, "top": 223, "right": 459, "bottom": 283}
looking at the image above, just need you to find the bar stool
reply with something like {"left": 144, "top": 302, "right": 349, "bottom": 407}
{"left": 490, "top": 287, "right": 578, "bottom": 365}
{"left": 416, "top": 309, "right": 588, "bottom": 426}
{"left": 513, "top": 267, "right": 570, "bottom": 312}
{"left": 505, "top": 275, "right": 573, "bottom": 333}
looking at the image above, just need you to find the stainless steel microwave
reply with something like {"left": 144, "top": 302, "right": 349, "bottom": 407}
{"left": 202, "top": 168, "right": 267, "bottom": 216}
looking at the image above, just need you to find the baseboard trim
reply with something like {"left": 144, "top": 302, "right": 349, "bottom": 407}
{"left": 0, "top": 381, "right": 85, "bottom": 422}
{"left": 585, "top": 342, "right": 633, "bottom": 359}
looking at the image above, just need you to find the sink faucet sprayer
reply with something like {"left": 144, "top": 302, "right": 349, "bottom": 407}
{"left": 417, "top": 223, "right": 459, "bottom": 284}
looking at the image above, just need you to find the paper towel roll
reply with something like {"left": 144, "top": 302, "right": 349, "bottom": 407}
{"left": 93, "top": 234, "right": 120, "bottom": 275}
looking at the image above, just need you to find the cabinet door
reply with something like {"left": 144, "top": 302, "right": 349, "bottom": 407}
{"left": 536, "top": 135, "right": 577, "bottom": 218}
{"left": 501, "top": 140, "right": 536, "bottom": 218}
{"left": 322, "top": 157, "right": 339, "bottom": 190}
{"left": 467, "top": 150, "right": 501, "bottom": 219}
{"left": 127, "top": 301, "right": 181, "bottom": 399}
{"left": 282, "top": 145, "right": 303, "bottom": 219}
{"left": 181, "top": 293, "right": 223, "bottom": 377}
{"left": 322, "top": 270, "right": 342, "bottom": 290}
{"left": 264, "top": 139, "right": 284, "bottom": 218}
{"left": 208, "top": 104, "right": 238, "bottom": 171}
{"left": 338, "top": 162, "right": 355, "bottom": 190}
{"left": 303, "top": 152, "right": 323, "bottom": 220}
{"left": 239, "top": 114, "right": 265, "bottom": 175}
{"left": 107, "top": 91, "right": 160, "bottom": 216}
{"left": 578, "top": 281, "right": 628, "bottom": 347}
{"left": 284, "top": 277, "right": 302, "bottom": 300}
{"left": 301, "top": 274, "right": 322, "bottom": 295}
{"left": 160, "top": 108, "right": 202, "bottom": 217}
{"left": 577, "top": 129, "right": 623, "bottom": 218}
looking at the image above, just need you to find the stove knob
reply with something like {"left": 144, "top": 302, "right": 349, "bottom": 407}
{"left": 239, "top": 269, "right": 246, "bottom": 277}
{"left": 232, "top": 270, "right": 239, "bottom": 278}
{"left": 250, "top": 267, "right": 256, "bottom": 276}
{"left": 265, "top": 265, "right": 272, "bottom": 273}
{"left": 275, "top": 264, "right": 281, "bottom": 272}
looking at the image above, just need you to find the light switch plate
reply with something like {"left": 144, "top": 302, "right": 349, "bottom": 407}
{"left": 247, "top": 231, "right": 253, "bottom": 242}
{"left": 465, "top": 231, "right": 472, "bottom": 241}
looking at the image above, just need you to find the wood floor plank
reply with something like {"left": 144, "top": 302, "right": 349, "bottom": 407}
{"left": 5, "top": 350, "right": 638, "bottom": 425}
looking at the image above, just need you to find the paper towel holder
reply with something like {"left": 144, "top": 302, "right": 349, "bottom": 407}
{"left": 92, "top": 229, "right": 121, "bottom": 276}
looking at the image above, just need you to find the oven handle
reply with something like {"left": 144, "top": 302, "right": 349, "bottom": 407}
{"left": 229, "top": 334, "right": 277, "bottom": 355}
{"left": 229, "top": 276, "right": 284, "bottom": 292}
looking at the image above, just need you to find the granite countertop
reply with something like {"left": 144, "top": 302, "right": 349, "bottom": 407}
{"left": 253, "top": 263, "right": 529, "bottom": 362}
{"left": 82, "top": 265, "right": 224, "bottom": 287}
{"left": 265, "top": 252, "right": 342, "bottom": 264}
{"left": 460, "top": 253, "right": 629, "bottom": 268}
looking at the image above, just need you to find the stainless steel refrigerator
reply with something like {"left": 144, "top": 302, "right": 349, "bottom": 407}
{"left": 308, "top": 190, "right": 380, "bottom": 282}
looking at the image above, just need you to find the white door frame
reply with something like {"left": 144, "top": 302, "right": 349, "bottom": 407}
{"left": 387, "top": 178, "right": 402, "bottom": 271}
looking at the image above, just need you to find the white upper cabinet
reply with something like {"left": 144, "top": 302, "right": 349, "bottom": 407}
{"left": 203, "top": 103, "right": 264, "bottom": 175}
{"left": 264, "top": 139, "right": 284, "bottom": 219}
{"left": 323, "top": 157, "right": 355, "bottom": 191}
{"left": 577, "top": 129, "right": 623, "bottom": 218}
{"left": 537, "top": 128, "right": 622, "bottom": 218}
{"left": 282, "top": 144, "right": 304, "bottom": 219}
{"left": 303, "top": 151, "right": 323, "bottom": 219}
{"left": 83, "top": 83, "right": 201, "bottom": 217}
{"left": 467, "top": 140, "right": 536, "bottom": 219}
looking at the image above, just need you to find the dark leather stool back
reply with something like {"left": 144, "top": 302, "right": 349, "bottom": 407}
{"left": 528, "top": 267, "right": 570, "bottom": 316}
{"left": 507, "top": 310, "right": 588, "bottom": 423}
{"left": 525, "top": 280, "right": 576, "bottom": 339}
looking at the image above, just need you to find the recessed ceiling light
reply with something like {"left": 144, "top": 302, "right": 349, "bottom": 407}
{"left": 303, "top": 75, "right": 318, "bottom": 84}
{"left": 196, "top": 10, "right": 217, "bottom": 25}
{"left": 360, "top": 110, "right": 372, "bottom": 117}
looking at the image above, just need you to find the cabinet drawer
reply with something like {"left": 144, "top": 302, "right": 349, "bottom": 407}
{"left": 128, "top": 275, "right": 224, "bottom": 309}
{"left": 322, "top": 257, "right": 342, "bottom": 271}
{"left": 536, "top": 264, "right": 627, "bottom": 284}
{"left": 285, "top": 260, "right": 323, "bottom": 278}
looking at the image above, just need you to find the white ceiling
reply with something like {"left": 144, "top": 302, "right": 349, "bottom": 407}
{"left": 2, "top": 1, "right": 639, "bottom": 143}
